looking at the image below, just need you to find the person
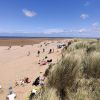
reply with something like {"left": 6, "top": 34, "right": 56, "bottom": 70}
{"left": 0, "top": 84, "right": 2, "bottom": 93}
{"left": 40, "top": 45, "right": 42, "bottom": 47}
{"left": 27, "top": 51, "right": 30, "bottom": 56}
{"left": 9, "top": 86, "right": 13, "bottom": 95}
{"left": 15, "top": 81, "right": 19, "bottom": 86}
{"left": 45, "top": 56, "right": 48, "bottom": 59}
{"left": 29, "top": 89, "right": 37, "bottom": 100}
{"left": 0, "top": 84, "right": 2, "bottom": 89}
{"left": 24, "top": 77, "right": 31, "bottom": 84}
{"left": 43, "top": 48, "right": 45, "bottom": 52}
{"left": 19, "top": 79, "right": 25, "bottom": 86}
{"left": 32, "top": 77, "right": 40, "bottom": 86}
{"left": 7, "top": 92, "right": 16, "bottom": 100}
{"left": 37, "top": 50, "right": 40, "bottom": 57}
{"left": 48, "top": 49, "right": 52, "bottom": 54}
{"left": 7, "top": 86, "right": 16, "bottom": 100}
{"left": 47, "top": 59, "right": 52, "bottom": 63}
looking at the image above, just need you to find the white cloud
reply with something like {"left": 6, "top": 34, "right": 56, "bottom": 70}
{"left": 22, "top": 9, "right": 37, "bottom": 17}
{"left": 80, "top": 14, "right": 89, "bottom": 20}
{"left": 43, "top": 28, "right": 65, "bottom": 34}
{"left": 78, "top": 28, "right": 86, "bottom": 33}
{"left": 92, "top": 22, "right": 99, "bottom": 27}
{"left": 84, "top": 1, "right": 90, "bottom": 6}
{"left": 43, "top": 28, "right": 89, "bottom": 34}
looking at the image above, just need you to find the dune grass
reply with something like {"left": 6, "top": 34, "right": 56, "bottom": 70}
{"left": 32, "top": 39, "right": 100, "bottom": 100}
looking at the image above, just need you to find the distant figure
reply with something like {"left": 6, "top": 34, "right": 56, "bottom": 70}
{"left": 29, "top": 89, "right": 37, "bottom": 100}
{"left": 47, "top": 59, "right": 52, "bottom": 63}
{"left": 0, "top": 84, "right": 2, "bottom": 90}
{"left": 7, "top": 91, "right": 16, "bottom": 100}
{"left": 24, "top": 77, "right": 31, "bottom": 84}
{"left": 40, "top": 45, "right": 42, "bottom": 47}
{"left": 43, "top": 48, "right": 45, "bottom": 52}
{"left": 9, "top": 86, "right": 13, "bottom": 95}
{"left": 0, "top": 84, "right": 2, "bottom": 93}
{"left": 45, "top": 56, "right": 48, "bottom": 59}
{"left": 32, "top": 77, "right": 40, "bottom": 86}
{"left": 6, "top": 86, "right": 16, "bottom": 100}
{"left": 48, "top": 49, "right": 52, "bottom": 54}
{"left": 15, "top": 81, "right": 19, "bottom": 86}
{"left": 19, "top": 79, "right": 25, "bottom": 86}
{"left": 27, "top": 51, "right": 30, "bottom": 56}
{"left": 37, "top": 50, "right": 40, "bottom": 57}
{"left": 8, "top": 46, "right": 11, "bottom": 50}
{"left": 57, "top": 45, "right": 62, "bottom": 49}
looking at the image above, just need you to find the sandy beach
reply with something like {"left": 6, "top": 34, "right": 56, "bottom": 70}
{"left": 0, "top": 38, "right": 71, "bottom": 100}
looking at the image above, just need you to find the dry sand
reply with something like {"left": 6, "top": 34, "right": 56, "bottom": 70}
{"left": 0, "top": 38, "right": 72, "bottom": 100}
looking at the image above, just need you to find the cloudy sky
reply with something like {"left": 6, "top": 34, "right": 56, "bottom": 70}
{"left": 0, "top": 0, "right": 100, "bottom": 37}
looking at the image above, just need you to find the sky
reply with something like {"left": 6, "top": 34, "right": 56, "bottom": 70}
{"left": 0, "top": 0, "right": 100, "bottom": 37}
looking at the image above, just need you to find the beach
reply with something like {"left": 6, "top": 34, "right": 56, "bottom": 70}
{"left": 0, "top": 38, "right": 71, "bottom": 100}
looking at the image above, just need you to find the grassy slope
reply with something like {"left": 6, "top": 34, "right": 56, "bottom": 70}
{"left": 32, "top": 39, "right": 100, "bottom": 100}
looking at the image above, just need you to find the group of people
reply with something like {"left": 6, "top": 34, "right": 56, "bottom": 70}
{"left": 38, "top": 55, "right": 53, "bottom": 66}
{"left": 2, "top": 42, "right": 63, "bottom": 100}
{"left": 15, "top": 77, "right": 31, "bottom": 87}
{"left": 37, "top": 46, "right": 55, "bottom": 57}
{"left": 26, "top": 72, "right": 45, "bottom": 100}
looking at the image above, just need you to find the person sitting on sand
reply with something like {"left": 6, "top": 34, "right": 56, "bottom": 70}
{"left": 29, "top": 89, "right": 37, "bottom": 100}
{"left": 19, "top": 79, "right": 25, "bottom": 86}
{"left": 15, "top": 81, "right": 19, "bottom": 86}
{"left": 45, "top": 56, "right": 48, "bottom": 59}
{"left": 47, "top": 59, "right": 52, "bottom": 63}
{"left": 40, "top": 60, "right": 47, "bottom": 66}
{"left": 32, "top": 77, "right": 40, "bottom": 86}
{"left": 38, "top": 59, "right": 47, "bottom": 66}
{"left": 7, "top": 91, "right": 16, "bottom": 100}
{"left": 7, "top": 86, "right": 16, "bottom": 100}
{"left": 0, "top": 84, "right": 2, "bottom": 93}
{"left": 24, "top": 77, "right": 31, "bottom": 84}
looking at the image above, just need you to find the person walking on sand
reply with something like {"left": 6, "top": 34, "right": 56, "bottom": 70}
{"left": 37, "top": 50, "right": 40, "bottom": 57}
{"left": 43, "top": 48, "right": 45, "bottom": 52}
{"left": 48, "top": 49, "right": 52, "bottom": 54}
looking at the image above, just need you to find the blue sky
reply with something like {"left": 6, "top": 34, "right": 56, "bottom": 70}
{"left": 0, "top": 0, "right": 100, "bottom": 37}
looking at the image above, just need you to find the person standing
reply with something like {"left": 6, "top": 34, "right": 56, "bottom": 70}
{"left": 37, "top": 50, "right": 40, "bottom": 57}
